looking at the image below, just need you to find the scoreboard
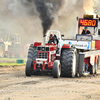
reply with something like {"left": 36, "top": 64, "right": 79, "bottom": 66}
{"left": 79, "top": 18, "right": 98, "bottom": 27}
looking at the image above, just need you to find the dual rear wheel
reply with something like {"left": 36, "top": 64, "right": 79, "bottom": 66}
{"left": 61, "top": 49, "right": 77, "bottom": 77}
{"left": 52, "top": 48, "right": 77, "bottom": 78}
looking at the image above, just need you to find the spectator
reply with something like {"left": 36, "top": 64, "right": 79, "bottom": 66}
{"left": 81, "top": 27, "right": 91, "bottom": 35}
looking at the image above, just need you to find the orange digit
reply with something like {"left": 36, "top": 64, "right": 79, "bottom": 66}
{"left": 88, "top": 20, "right": 92, "bottom": 26}
{"left": 80, "top": 20, "right": 84, "bottom": 25}
{"left": 92, "top": 20, "right": 96, "bottom": 26}
{"left": 84, "top": 20, "right": 88, "bottom": 26}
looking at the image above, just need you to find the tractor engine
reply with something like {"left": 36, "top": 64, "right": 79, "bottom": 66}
{"left": 34, "top": 45, "right": 57, "bottom": 71}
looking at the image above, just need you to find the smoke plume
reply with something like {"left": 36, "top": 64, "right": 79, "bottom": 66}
{"left": 34, "top": 0, "right": 54, "bottom": 36}
{"left": 33, "top": 0, "right": 83, "bottom": 37}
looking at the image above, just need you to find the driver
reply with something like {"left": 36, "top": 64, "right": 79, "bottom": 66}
{"left": 81, "top": 27, "right": 91, "bottom": 35}
{"left": 48, "top": 34, "right": 55, "bottom": 44}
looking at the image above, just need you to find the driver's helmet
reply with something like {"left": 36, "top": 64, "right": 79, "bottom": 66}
{"left": 49, "top": 34, "right": 54, "bottom": 40}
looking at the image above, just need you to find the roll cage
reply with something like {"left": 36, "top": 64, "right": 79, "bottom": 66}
{"left": 45, "top": 30, "right": 62, "bottom": 44}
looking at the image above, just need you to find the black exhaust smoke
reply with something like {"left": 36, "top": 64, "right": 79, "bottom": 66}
{"left": 34, "top": 0, "right": 54, "bottom": 37}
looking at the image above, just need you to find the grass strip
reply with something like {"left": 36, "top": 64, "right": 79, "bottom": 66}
{"left": 0, "top": 62, "right": 26, "bottom": 66}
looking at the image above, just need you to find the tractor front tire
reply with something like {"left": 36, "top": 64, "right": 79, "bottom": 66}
{"left": 25, "top": 59, "right": 32, "bottom": 76}
{"left": 61, "top": 49, "right": 77, "bottom": 77}
{"left": 53, "top": 60, "right": 61, "bottom": 78}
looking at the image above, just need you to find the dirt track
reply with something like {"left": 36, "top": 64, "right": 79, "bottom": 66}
{"left": 0, "top": 66, "right": 100, "bottom": 100}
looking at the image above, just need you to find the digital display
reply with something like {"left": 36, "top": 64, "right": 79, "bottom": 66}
{"left": 79, "top": 19, "right": 98, "bottom": 27}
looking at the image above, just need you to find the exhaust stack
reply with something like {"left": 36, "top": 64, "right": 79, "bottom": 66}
{"left": 43, "top": 34, "right": 46, "bottom": 45}
{"left": 43, "top": 36, "right": 45, "bottom": 45}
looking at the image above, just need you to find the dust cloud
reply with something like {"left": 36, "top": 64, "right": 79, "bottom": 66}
{"left": 0, "top": 0, "right": 98, "bottom": 44}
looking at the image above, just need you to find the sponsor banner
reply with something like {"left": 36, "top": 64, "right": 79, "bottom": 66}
{"left": 61, "top": 40, "right": 92, "bottom": 50}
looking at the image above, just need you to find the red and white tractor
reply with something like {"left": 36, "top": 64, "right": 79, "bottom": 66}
{"left": 25, "top": 14, "right": 100, "bottom": 78}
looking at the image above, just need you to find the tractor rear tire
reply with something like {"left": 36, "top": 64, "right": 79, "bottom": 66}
{"left": 53, "top": 60, "right": 61, "bottom": 78}
{"left": 28, "top": 44, "right": 37, "bottom": 61}
{"left": 61, "top": 48, "right": 77, "bottom": 77}
{"left": 25, "top": 44, "right": 37, "bottom": 75}
{"left": 25, "top": 59, "right": 32, "bottom": 76}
